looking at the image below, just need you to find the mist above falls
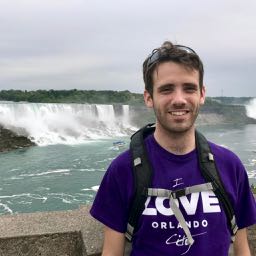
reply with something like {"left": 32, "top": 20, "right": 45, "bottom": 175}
{"left": 246, "top": 98, "right": 256, "bottom": 119}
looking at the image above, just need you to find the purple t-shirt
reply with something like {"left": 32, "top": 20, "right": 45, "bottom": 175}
{"left": 90, "top": 134, "right": 256, "bottom": 256}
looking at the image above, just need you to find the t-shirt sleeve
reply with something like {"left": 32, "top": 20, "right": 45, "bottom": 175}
{"left": 211, "top": 142, "right": 256, "bottom": 230}
{"left": 235, "top": 162, "right": 256, "bottom": 229}
{"left": 90, "top": 151, "right": 133, "bottom": 233}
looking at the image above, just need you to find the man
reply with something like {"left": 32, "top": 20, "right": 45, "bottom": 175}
{"left": 90, "top": 41, "right": 256, "bottom": 255}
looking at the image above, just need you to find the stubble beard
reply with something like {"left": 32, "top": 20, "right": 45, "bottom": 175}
{"left": 154, "top": 105, "right": 200, "bottom": 136}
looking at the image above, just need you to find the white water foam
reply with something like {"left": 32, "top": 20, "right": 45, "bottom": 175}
{"left": 91, "top": 185, "right": 99, "bottom": 191}
{"left": 0, "top": 193, "right": 48, "bottom": 203}
{"left": 5, "top": 176, "right": 24, "bottom": 180}
{"left": 0, "top": 203, "right": 13, "bottom": 214}
{"left": 76, "top": 168, "right": 97, "bottom": 172}
{"left": 8, "top": 168, "right": 20, "bottom": 172}
{"left": 246, "top": 98, "right": 256, "bottom": 119}
{"left": 48, "top": 193, "right": 79, "bottom": 204}
{"left": 19, "top": 169, "right": 70, "bottom": 177}
{"left": 248, "top": 170, "right": 256, "bottom": 179}
{"left": 0, "top": 102, "right": 137, "bottom": 146}
{"left": 81, "top": 185, "right": 99, "bottom": 192}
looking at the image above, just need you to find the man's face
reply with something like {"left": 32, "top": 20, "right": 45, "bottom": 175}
{"left": 144, "top": 61, "right": 205, "bottom": 135}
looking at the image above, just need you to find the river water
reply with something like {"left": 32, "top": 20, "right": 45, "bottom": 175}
{"left": 0, "top": 102, "right": 255, "bottom": 215}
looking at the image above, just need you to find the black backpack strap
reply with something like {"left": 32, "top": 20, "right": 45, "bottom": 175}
{"left": 195, "top": 130, "right": 238, "bottom": 240}
{"left": 125, "top": 124, "right": 155, "bottom": 241}
{"left": 125, "top": 125, "right": 238, "bottom": 242}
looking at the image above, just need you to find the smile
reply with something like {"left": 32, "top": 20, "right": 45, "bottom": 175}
{"left": 169, "top": 111, "right": 189, "bottom": 116}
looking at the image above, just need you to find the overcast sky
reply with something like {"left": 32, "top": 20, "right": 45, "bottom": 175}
{"left": 0, "top": 0, "right": 255, "bottom": 97}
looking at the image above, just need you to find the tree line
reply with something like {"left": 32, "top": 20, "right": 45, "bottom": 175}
{"left": 0, "top": 89, "right": 252, "bottom": 106}
{"left": 0, "top": 89, "right": 144, "bottom": 104}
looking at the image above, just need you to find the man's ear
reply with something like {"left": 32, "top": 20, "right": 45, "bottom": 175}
{"left": 200, "top": 85, "right": 206, "bottom": 105}
{"left": 144, "top": 90, "right": 153, "bottom": 108}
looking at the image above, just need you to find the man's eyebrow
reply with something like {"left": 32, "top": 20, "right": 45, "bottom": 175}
{"left": 183, "top": 83, "right": 197, "bottom": 87}
{"left": 157, "top": 83, "right": 175, "bottom": 89}
{"left": 157, "top": 83, "right": 198, "bottom": 89}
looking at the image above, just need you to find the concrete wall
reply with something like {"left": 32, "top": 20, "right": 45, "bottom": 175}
{"left": 0, "top": 205, "right": 103, "bottom": 256}
{"left": 0, "top": 205, "right": 255, "bottom": 256}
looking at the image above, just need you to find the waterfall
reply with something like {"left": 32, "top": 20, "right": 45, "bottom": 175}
{"left": 122, "top": 105, "right": 130, "bottom": 126}
{"left": 246, "top": 98, "right": 256, "bottom": 119}
{"left": 0, "top": 102, "right": 137, "bottom": 146}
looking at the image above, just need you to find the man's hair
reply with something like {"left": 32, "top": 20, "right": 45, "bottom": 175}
{"left": 142, "top": 41, "right": 204, "bottom": 96}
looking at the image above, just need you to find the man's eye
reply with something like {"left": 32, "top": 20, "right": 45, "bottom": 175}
{"left": 159, "top": 87, "right": 173, "bottom": 93}
{"left": 185, "top": 86, "right": 197, "bottom": 92}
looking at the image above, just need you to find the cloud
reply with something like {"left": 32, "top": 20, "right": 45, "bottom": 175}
{"left": 0, "top": 0, "right": 255, "bottom": 96}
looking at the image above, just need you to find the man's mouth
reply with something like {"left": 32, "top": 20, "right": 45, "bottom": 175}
{"left": 169, "top": 110, "right": 189, "bottom": 116}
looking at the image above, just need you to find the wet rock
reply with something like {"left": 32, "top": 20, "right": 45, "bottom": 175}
{"left": 0, "top": 125, "right": 35, "bottom": 152}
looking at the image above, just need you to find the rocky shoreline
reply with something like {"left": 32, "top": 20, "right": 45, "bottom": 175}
{"left": 0, "top": 125, "right": 35, "bottom": 153}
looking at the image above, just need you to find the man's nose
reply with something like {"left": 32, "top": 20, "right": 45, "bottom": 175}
{"left": 172, "top": 90, "right": 186, "bottom": 106}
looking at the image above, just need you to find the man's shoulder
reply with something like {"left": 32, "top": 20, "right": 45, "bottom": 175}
{"left": 208, "top": 141, "right": 243, "bottom": 166}
{"left": 109, "top": 149, "right": 132, "bottom": 171}
{"left": 209, "top": 141, "right": 237, "bottom": 156}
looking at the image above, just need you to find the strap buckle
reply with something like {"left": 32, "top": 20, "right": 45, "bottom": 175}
{"left": 171, "top": 188, "right": 186, "bottom": 199}
{"left": 134, "top": 157, "right": 142, "bottom": 166}
{"left": 125, "top": 223, "right": 134, "bottom": 241}
{"left": 231, "top": 215, "right": 238, "bottom": 234}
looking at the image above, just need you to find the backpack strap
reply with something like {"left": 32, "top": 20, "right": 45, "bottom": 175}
{"left": 125, "top": 125, "right": 238, "bottom": 242}
{"left": 125, "top": 124, "right": 155, "bottom": 241}
{"left": 147, "top": 182, "right": 213, "bottom": 198}
{"left": 195, "top": 130, "right": 238, "bottom": 240}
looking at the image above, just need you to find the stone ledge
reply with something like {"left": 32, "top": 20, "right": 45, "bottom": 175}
{"left": 0, "top": 205, "right": 255, "bottom": 255}
{"left": 0, "top": 205, "right": 103, "bottom": 256}
{"left": 0, "top": 232, "right": 85, "bottom": 256}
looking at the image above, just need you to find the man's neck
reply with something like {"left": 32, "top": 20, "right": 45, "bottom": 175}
{"left": 153, "top": 126, "right": 196, "bottom": 155}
